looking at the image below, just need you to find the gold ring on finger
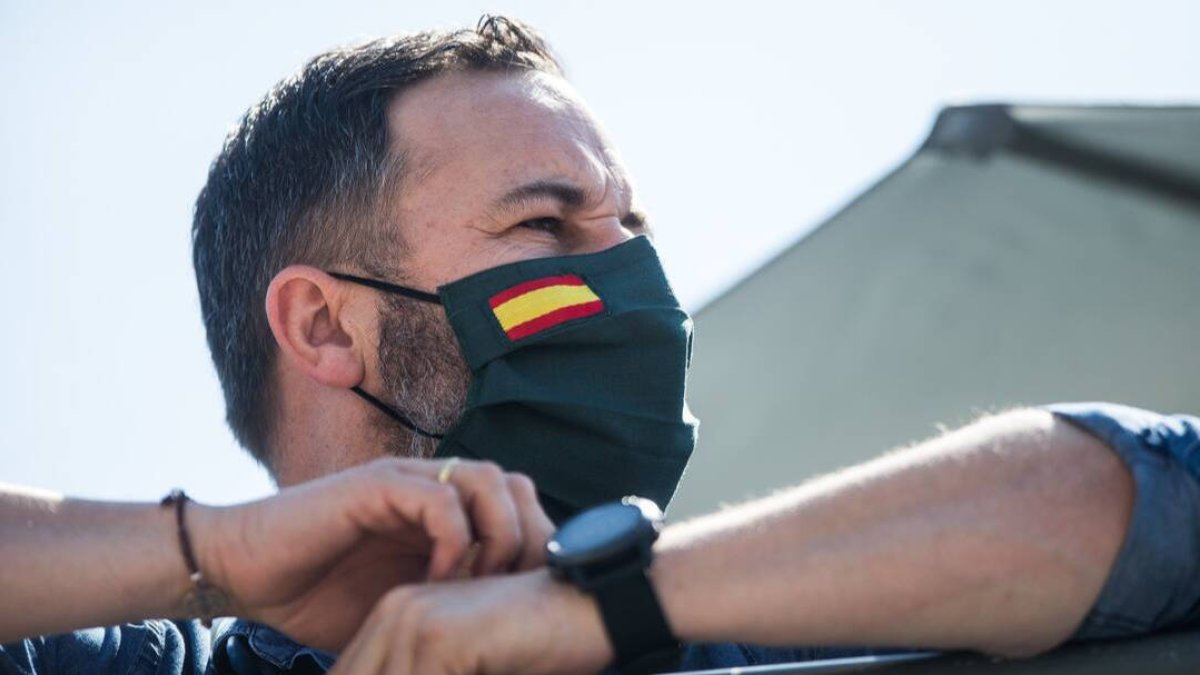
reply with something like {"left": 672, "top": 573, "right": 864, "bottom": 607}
{"left": 437, "top": 457, "right": 461, "bottom": 485}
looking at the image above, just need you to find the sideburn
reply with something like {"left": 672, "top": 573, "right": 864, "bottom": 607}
{"left": 375, "top": 293, "right": 472, "bottom": 457}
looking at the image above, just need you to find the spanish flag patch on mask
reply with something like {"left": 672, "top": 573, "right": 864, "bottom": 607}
{"left": 488, "top": 274, "right": 605, "bottom": 341}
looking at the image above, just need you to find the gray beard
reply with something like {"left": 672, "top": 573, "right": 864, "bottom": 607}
{"left": 376, "top": 294, "right": 471, "bottom": 458}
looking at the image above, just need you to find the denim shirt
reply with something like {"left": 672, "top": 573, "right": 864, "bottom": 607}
{"left": 6, "top": 402, "right": 1200, "bottom": 674}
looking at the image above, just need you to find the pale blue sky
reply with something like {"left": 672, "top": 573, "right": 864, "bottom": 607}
{"left": 2, "top": 0, "right": 1197, "bottom": 504}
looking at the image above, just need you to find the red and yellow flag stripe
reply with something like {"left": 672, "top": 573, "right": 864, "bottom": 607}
{"left": 489, "top": 274, "right": 604, "bottom": 340}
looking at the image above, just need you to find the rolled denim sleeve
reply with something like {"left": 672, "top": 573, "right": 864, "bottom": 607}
{"left": 0, "top": 621, "right": 210, "bottom": 675}
{"left": 1045, "top": 402, "right": 1200, "bottom": 640}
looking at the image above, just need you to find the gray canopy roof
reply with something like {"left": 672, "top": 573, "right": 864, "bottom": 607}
{"left": 671, "top": 104, "right": 1200, "bottom": 519}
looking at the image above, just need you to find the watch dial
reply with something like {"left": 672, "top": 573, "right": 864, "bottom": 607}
{"left": 554, "top": 502, "right": 642, "bottom": 554}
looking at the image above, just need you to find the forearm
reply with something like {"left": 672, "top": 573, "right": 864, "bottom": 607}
{"left": 653, "top": 409, "right": 1133, "bottom": 657}
{"left": 0, "top": 483, "right": 214, "bottom": 641}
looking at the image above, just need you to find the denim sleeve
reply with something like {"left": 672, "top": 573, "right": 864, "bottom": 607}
{"left": 1045, "top": 402, "right": 1200, "bottom": 640}
{"left": 0, "top": 620, "right": 210, "bottom": 675}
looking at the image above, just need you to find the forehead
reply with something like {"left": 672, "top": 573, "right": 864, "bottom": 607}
{"left": 386, "top": 70, "right": 629, "bottom": 207}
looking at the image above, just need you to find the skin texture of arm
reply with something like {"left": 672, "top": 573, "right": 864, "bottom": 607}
{"left": 653, "top": 408, "right": 1133, "bottom": 657}
{"left": 331, "top": 408, "right": 1135, "bottom": 674}
{"left": 0, "top": 457, "right": 553, "bottom": 649}
{"left": 0, "top": 483, "right": 203, "bottom": 641}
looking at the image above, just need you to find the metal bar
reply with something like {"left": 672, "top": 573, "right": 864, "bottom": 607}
{"left": 666, "top": 651, "right": 940, "bottom": 674}
{"left": 923, "top": 103, "right": 1200, "bottom": 211}
{"left": 666, "top": 630, "right": 1200, "bottom": 675}
{"left": 1005, "top": 121, "right": 1200, "bottom": 211}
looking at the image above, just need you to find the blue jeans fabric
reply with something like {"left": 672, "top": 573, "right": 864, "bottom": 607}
{"left": 5, "top": 402, "right": 1199, "bottom": 674}
{"left": 0, "top": 621, "right": 210, "bottom": 675}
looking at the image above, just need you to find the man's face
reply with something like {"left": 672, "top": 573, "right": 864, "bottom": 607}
{"left": 366, "top": 69, "right": 649, "bottom": 456}
{"left": 388, "top": 69, "right": 648, "bottom": 287}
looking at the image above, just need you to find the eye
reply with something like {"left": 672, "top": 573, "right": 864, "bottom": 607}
{"left": 516, "top": 217, "right": 565, "bottom": 234}
{"left": 621, "top": 212, "right": 648, "bottom": 232}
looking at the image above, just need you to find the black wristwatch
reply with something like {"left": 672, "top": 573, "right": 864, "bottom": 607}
{"left": 546, "top": 496, "right": 681, "bottom": 674}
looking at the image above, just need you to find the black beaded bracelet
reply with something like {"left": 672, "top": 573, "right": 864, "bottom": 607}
{"left": 161, "top": 489, "right": 227, "bottom": 626}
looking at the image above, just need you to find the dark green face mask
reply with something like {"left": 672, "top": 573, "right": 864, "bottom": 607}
{"left": 330, "top": 236, "right": 698, "bottom": 523}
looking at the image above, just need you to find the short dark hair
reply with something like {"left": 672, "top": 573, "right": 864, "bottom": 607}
{"left": 192, "top": 16, "right": 563, "bottom": 468}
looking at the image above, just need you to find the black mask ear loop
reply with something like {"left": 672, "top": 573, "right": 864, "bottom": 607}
{"left": 327, "top": 272, "right": 443, "bottom": 304}
{"left": 350, "top": 386, "right": 445, "bottom": 440}
{"left": 327, "top": 270, "right": 446, "bottom": 440}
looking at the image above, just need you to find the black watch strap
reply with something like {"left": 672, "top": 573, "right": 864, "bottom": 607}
{"left": 592, "top": 569, "right": 681, "bottom": 674}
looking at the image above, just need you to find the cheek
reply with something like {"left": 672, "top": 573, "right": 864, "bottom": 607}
{"left": 431, "top": 237, "right": 563, "bottom": 286}
{"left": 400, "top": 225, "right": 476, "bottom": 287}
{"left": 476, "top": 237, "right": 562, "bottom": 270}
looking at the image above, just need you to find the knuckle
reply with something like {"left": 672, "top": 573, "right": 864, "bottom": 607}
{"left": 415, "top": 612, "right": 448, "bottom": 644}
{"left": 364, "top": 469, "right": 396, "bottom": 494}
{"left": 366, "top": 456, "right": 403, "bottom": 474}
{"left": 492, "top": 525, "right": 520, "bottom": 550}
{"left": 378, "top": 586, "right": 418, "bottom": 616}
{"left": 430, "top": 482, "right": 460, "bottom": 505}
{"left": 442, "top": 524, "right": 471, "bottom": 549}
{"left": 406, "top": 595, "right": 433, "bottom": 620}
{"left": 389, "top": 592, "right": 433, "bottom": 626}
{"left": 506, "top": 472, "right": 537, "bottom": 497}
{"left": 473, "top": 461, "right": 506, "bottom": 486}
{"left": 357, "top": 458, "right": 400, "bottom": 484}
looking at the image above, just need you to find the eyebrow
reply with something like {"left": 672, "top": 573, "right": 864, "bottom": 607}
{"left": 491, "top": 180, "right": 590, "bottom": 213}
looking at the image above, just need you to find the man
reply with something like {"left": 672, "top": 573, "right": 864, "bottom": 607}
{"left": 180, "top": 11, "right": 1200, "bottom": 671}
{"left": 4, "top": 14, "right": 1200, "bottom": 675}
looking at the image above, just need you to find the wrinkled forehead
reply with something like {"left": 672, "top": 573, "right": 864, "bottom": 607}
{"left": 386, "top": 70, "right": 632, "bottom": 211}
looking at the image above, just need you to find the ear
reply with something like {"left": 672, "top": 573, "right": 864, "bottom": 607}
{"left": 265, "top": 265, "right": 367, "bottom": 389}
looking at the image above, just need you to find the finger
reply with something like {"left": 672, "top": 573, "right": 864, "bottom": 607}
{"left": 444, "top": 460, "right": 523, "bottom": 576}
{"left": 349, "top": 467, "right": 474, "bottom": 565}
{"left": 386, "top": 635, "right": 418, "bottom": 675}
{"left": 383, "top": 592, "right": 421, "bottom": 675}
{"left": 507, "top": 472, "right": 555, "bottom": 571}
{"left": 365, "top": 470, "right": 475, "bottom": 581}
{"left": 412, "top": 642, "right": 449, "bottom": 675}
{"left": 371, "top": 457, "right": 522, "bottom": 575}
{"left": 413, "top": 482, "right": 475, "bottom": 581}
{"left": 409, "top": 602, "right": 458, "bottom": 675}
{"left": 329, "top": 591, "right": 401, "bottom": 675}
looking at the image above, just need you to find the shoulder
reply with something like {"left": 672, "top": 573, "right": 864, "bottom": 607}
{"left": 1, "top": 621, "right": 210, "bottom": 675}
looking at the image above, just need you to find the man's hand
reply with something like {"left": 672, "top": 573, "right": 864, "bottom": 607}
{"left": 1, "top": 459, "right": 549, "bottom": 645}
{"left": 330, "top": 570, "right": 613, "bottom": 675}
{"left": 193, "top": 457, "right": 555, "bottom": 652}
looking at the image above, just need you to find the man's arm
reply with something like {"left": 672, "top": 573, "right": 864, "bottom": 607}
{"left": 653, "top": 408, "right": 1130, "bottom": 656}
{"left": 0, "top": 482, "right": 220, "bottom": 641}
{"left": 0, "top": 457, "right": 553, "bottom": 650}
{"left": 333, "top": 408, "right": 1145, "bottom": 674}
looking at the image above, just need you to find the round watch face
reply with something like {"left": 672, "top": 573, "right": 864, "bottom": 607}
{"left": 553, "top": 502, "right": 644, "bottom": 555}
